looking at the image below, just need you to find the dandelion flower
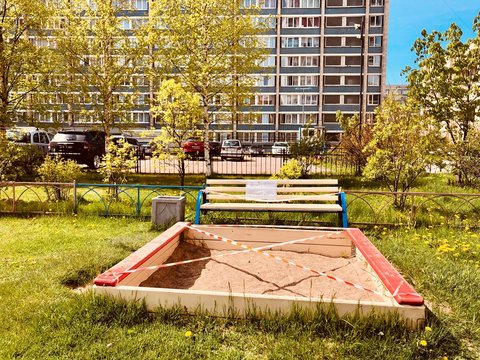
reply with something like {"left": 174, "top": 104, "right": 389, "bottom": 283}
{"left": 419, "top": 340, "right": 427, "bottom": 347}
{"left": 425, "top": 326, "right": 432, "bottom": 332}
{"left": 184, "top": 330, "right": 193, "bottom": 337}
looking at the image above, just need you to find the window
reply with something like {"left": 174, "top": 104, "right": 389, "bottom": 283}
{"left": 325, "top": 37, "right": 342, "bottom": 47}
{"left": 347, "top": 0, "right": 363, "bottom": 5}
{"left": 300, "top": 37, "right": 319, "bottom": 47}
{"left": 370, "top": 16, "right": 383, "bottom": 27}
{"left": 262, "top": 0, "right": 277, "bottom": 8}
{"left": 256, "top": 95, "right": 275, "bottom": 105}
{"left": 281, "top": 95, "right": 298, "bottom": 105}
{"left": 344, "top": 95, "right": 359, "bottom": 104}
{"left": 345, "top": 37, "right": 361, "bottom": 46}
{"left": 281, "top": 37, "right": 300, "bottom": 48}
{"left": 324, "top": 56, "right": 341, "bottom": 66}
{"left": 261, "top": 37, "right": 276, "bottom": 48}
{"left": 369, "top": 36, "right": 382, "bottom": 47}
{"left": 324, "top": 95, "right": 340, "bottom": 104}
{"left": 326, "top": 17, "right": 342, "bottom": 27}
{"left": 282, "top": 17, "right": 319, "bottom": 28}
{"left": 346, "top": 16, "right": 363, "bottom": 27}
{"left": 345, "top": 76, "right": 360, "bottom": 85}
{"left": 259, "top": 56, "right": 275, "bottom": 67}
{"left": 132, "top": 0, "right": 148, "bottom": 10}
{"left": 281, "top": 56, "right": 319, "bottom": 67}
{"left": 120, "top": 19, "right": 131, "bottom": 30}
{"left": 324, "top": 76, "right": 341, "bottom": 85}
{"left": 283, "top": 0, "right": 320, "bottom": 7}
{"left": 368, "top": 94, "right": 380, "bottom": 105}
{"left": 368, "top": 55, "right": 381, "bottom": 66}
{"left": 371, "top": 0, "right": 383, "bottom": 5}
{"left": 256, "top": 75, "right": 275, "bottom": 87}
{"left": 280, "top": 113, "right": 318, "bottom": 124}
{"left": 367, "top": 75, "right": 380, "bottom": 86}
{"left": 345, "top": 56, "right": 361, "bottom": 66}
{"left": 281, "top": 76, "right": 318, "bottom": 86}
{"left": 326, "top": 0, "right": 343, "bottom": 6}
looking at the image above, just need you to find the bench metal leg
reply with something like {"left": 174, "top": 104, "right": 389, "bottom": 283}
{"left": 194, "top": 190, "right": 204, "bottom": 225}
{"left": 338, "top": 192, "right": 348, "bottom": 228}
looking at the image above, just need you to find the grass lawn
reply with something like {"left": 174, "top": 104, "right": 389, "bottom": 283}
{"left": 1, "top": 215, "right": 479, "bottom": 359}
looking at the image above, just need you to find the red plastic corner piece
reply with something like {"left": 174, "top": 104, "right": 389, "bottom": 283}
{"left": 346, "top": 228, "right": 424, "bottom": 306}
{"left": 93, "top": 222, "right": 190, "bottom": 287}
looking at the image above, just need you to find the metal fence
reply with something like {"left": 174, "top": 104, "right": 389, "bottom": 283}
{"left": 136, "top": 154, "right": 356, "bottom": 177}
{"left": 0, "top": 181, "right": 203, "bottom": 217}
{"left": 1, "top": 181, "right": 479, "bottom": 228}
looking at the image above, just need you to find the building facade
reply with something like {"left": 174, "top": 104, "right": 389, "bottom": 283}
{"left": 19, "top": 0, "right": 389, "bottom": 145}
{"left": 216, "top": 0, "right": 389, "bottom": 144}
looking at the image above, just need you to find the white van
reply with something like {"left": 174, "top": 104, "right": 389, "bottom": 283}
{"left": 6, "top": 127, "right": 51, "bottom": 155}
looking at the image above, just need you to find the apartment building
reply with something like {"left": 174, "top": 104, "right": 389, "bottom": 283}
{"left": 215, "top": 0, "right": 389, "bottom": 144}
{"left": 20, "top": 0, "right": 388, "bottom": 145}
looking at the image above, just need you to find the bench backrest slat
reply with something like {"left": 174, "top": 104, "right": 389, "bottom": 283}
{"left": 206, "top": 179, "right": 338, "bottom": 186}
{"left": 206, "top": 194, "right": 339, "bottom": 201}
{"left": 207, "top": 186, "right": 339, "bottom": 194}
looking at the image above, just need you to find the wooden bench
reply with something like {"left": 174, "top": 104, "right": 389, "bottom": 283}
{"left": 194, "top": 179, "right": 348, "bottom": 227}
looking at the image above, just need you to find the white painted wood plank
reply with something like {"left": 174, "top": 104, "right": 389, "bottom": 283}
{"left": 206, "top": 179, "right": 338, "bottom": 185}
{"left": 200, "top": 203, "right": 343, "bottom": 212}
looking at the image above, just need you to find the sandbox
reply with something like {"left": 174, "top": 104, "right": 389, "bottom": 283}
{"left": 93, "top": 222, "right": 425, "bottom": 328}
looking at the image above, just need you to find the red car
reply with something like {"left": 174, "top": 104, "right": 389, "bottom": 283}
{"left": 182, "top": 138, "right": 205, "bottom": 158}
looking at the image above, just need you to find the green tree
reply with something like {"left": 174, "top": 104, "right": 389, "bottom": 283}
{"left": 289, "top": 126, "right": 326, "bottom": 177}
{"left": 0, "top": 0, "right": 53, "bottom": 135}
{"left": 55, "top": 0, "right": 145, "bottom": 142}
{"left": 99, "top": 138, "right": 137, "bottom": 184}
{"left": 145, "top": 0, "right": 267, "bottom": 176}
{"left": 404, "top": 14, "right": 480, "bottom": 184}
{"left": 336, "top": 112, "right": 374, "bottom": 176}
{"left": 151, "top": 80, "right": 203, "bottom": 186}
{"left": 363, "top": 96, "right": 441, "bottom": 208}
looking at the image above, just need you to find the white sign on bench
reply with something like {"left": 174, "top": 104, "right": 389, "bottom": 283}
{"left": 245, "top": 180, "right": 277, "bottom": 201}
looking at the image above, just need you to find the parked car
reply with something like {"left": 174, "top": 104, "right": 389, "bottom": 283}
{"left": 272, "top": 141, "right": 290, "bottom": 156}
{"left": 138, "top": 139, "right": 153, "bottom": 158}
{"left": 182, "top": 138, "right": 204, "bottom": 158}
{"left": 111, "top": 135, "right": 144, "bottom": 159}
{"left": 6, "top": 127, "right": 51, "bottom": 155}
{"left": 220, "top": 139, "right": 244, "bottom": 161}
{"left": 48, "top": 130, "right": 106, "bottom": 169}
{"left": 248, "top": 144, "right": 265, "bottom": 157}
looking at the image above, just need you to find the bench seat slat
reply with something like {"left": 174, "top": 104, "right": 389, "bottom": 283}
{"left": 206, "top": 194, "right": 339, "bottom": 201}
{"left": 200, "top": 202, "right": 343, "bottom": 212}
{"left": 207, "top": 186, "right": 339, "bottom": 193}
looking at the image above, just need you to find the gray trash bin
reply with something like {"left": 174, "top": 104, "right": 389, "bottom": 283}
{"left": 151, "top": 196, "right": 186, "bottom": 226}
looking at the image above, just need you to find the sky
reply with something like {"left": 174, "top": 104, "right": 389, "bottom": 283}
{"left": 387, "top": 0, "right": 479, "bottom": 85}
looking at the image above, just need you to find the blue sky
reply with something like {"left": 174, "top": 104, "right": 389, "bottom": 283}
{"left": 387, "top": 0, "right": 479, "bottom": 84}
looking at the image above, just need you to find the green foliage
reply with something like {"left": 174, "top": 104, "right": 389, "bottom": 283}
{"left": 0, "top": 0, "right": 54, "bottom": 132}
{"left": 55, "top": 0, "right": 145, "bottom": 135}
{"left": 363, "top": 96, "right": 441, "bottom": 207}
{"left": 99, "top": 139, "right": 137, "bottom": 184}
{"left": 289, "top": 128, "right": 326, "bottom": 177}
{"left": 145, "top": 0, "right": 267, "bottom": 175}
{"left": 447, "top": 129, "right": 480, "bottom": 188}
{"left": 37, "top": 156, "right": 82, "bottom": 201}
{"left": 336, "top": 112, "right": 374, "bottom": 175}
{"left": 151, "top": 80, "right": 203, "bottom": 186}
{"left": 404, "top": 14, "right": 480, "bottom": 186}
{"left": 0, "top": 140, "right": 43, "bottom": 181}
{"left": 272, "top": 159, "right": 302, "bottom": 180}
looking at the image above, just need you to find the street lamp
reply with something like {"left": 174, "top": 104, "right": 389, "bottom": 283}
{"left": 354, "top": 18, "right": 365, "bottom": 144}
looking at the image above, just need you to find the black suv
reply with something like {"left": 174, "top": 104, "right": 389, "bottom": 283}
{"left": 48, "top": 131, "right": 106, "bottom": 169}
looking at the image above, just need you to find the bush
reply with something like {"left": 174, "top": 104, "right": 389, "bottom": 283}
{"left": 37, "top": 156, "right": 82, "bottom": 201}
{"left": 99, "top": 139, "right": 137, "bottom": 184}
{"left": 272, "top": 159, "right": 302, "bottom": 180}
{"left": 0, "top": 140, "right": 44, "bottom": 181}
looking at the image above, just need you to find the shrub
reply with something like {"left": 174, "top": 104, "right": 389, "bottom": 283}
{"left": 0, "top": 140, "right": 43, "bottom": 181}
{"left": 272, "top": 159, "right": 302, "bottom": 180}
{"left": 37, "top": 156, "right": 82, "bottom": 201}
{"left": 99, "top": 139, "right": 137, "bottom": 184}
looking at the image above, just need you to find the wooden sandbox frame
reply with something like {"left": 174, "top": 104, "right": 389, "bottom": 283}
{"left": 93, "top": 222, "right": 425, "bottom": 328}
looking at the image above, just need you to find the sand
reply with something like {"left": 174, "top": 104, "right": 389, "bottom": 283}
{"left": 140, "top": 241, "right": 387, "bottom": 303}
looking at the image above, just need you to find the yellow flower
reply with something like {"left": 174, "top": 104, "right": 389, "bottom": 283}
{"left": 419, "top": 339, "right": 427, "bottom": 347}
{"left": 184, "top": 330, "right": 193, "bottom": 337}
{"left": 425, "top": 326, "right": 432, "bottom": 332}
